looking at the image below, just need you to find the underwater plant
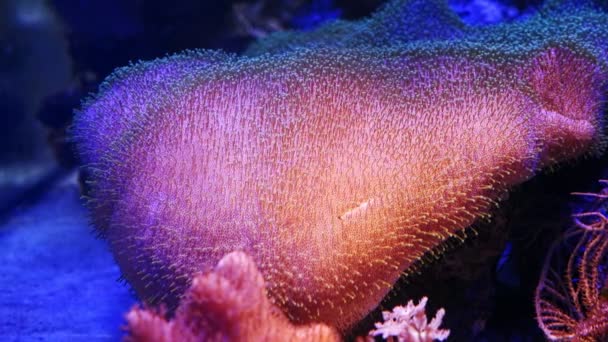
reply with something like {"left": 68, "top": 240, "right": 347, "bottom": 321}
{"left": 71, "top": 0, "right": 608, "bottom": 336}
{"left": 535, "top": 180, "right": 608, "bottom": 341}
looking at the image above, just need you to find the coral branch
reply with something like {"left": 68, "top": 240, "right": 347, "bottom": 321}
{"left": 369, "top": 297, "right": 450, "bottom": 342}
{"left": 124, "top": 251, "right": 340, "bottom": 342}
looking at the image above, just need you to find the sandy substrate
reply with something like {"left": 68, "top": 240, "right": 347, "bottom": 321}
{"left": 0, "top": 173, "right": 135, "bottom": 341}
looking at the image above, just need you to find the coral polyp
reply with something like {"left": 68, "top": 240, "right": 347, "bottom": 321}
{"left": 73, "top": 0, "right": 608, "bottom": 332}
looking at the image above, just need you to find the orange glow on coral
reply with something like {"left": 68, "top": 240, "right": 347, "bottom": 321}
{"left": 101, "top": 47, "right": 605, "bottom": 330}
{"left": 73, "top": 0, "right": 608, "bottom": 332}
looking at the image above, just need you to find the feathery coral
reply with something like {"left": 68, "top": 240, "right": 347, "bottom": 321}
{"left": 73, "top": 0, "right": 608, "bottom": 332}
{"left": 535, "top": 180, "right": 608, "bottom": 341}
{"left": 125, "top": 251, "right": 340, "bottom": 342}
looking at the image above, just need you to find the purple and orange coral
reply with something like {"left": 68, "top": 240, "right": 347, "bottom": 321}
{"left": 71, "top": 0, "right": 608, "bottom": 339}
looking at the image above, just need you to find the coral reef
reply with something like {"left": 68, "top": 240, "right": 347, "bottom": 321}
{"left": 72, "top": 0, "right": 608, "bottom": 333}
{"left": 125, "top": 251, "right": 450, "bottom": 342}
{"left": 535, "top": 180, "right": 608, "bottom": 341}
{"left": 125, "top": 251, "right": 340, "bottom": 342}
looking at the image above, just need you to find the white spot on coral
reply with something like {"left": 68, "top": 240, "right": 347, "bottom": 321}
{"left": 338, "top": 198, "right": 374, "bottom": 221}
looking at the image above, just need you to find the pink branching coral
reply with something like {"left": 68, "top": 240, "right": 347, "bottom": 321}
{"left": 369, "top": 297, "right": 450, "bottom": 342}
{"left": 125, "top": 251, "right": 340, "bottom": 342}
{"left": 535, "top": 180, "right": 608, "bottom": 341}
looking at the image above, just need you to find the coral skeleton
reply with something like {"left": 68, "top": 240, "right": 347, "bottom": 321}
{"left": 370, "top": 297, "right": 450, "bottom": 342}
{"left": 535, "top": 180, "right": 608, "bottom": 341}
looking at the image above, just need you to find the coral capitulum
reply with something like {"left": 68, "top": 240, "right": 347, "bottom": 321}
{"left": 73, "top": 0, "right": 608, "bottom": 333}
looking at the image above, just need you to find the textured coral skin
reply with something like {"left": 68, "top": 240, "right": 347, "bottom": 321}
{"left": 73, "top": 0, "right": 608, "bottom": 332}
{"left": 125, "top": 252, "right": 340, "bottom": 342}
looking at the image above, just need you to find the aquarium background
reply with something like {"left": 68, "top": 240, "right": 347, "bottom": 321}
{"left": 0, "top": 0, "right": 604, "bottom": 341}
